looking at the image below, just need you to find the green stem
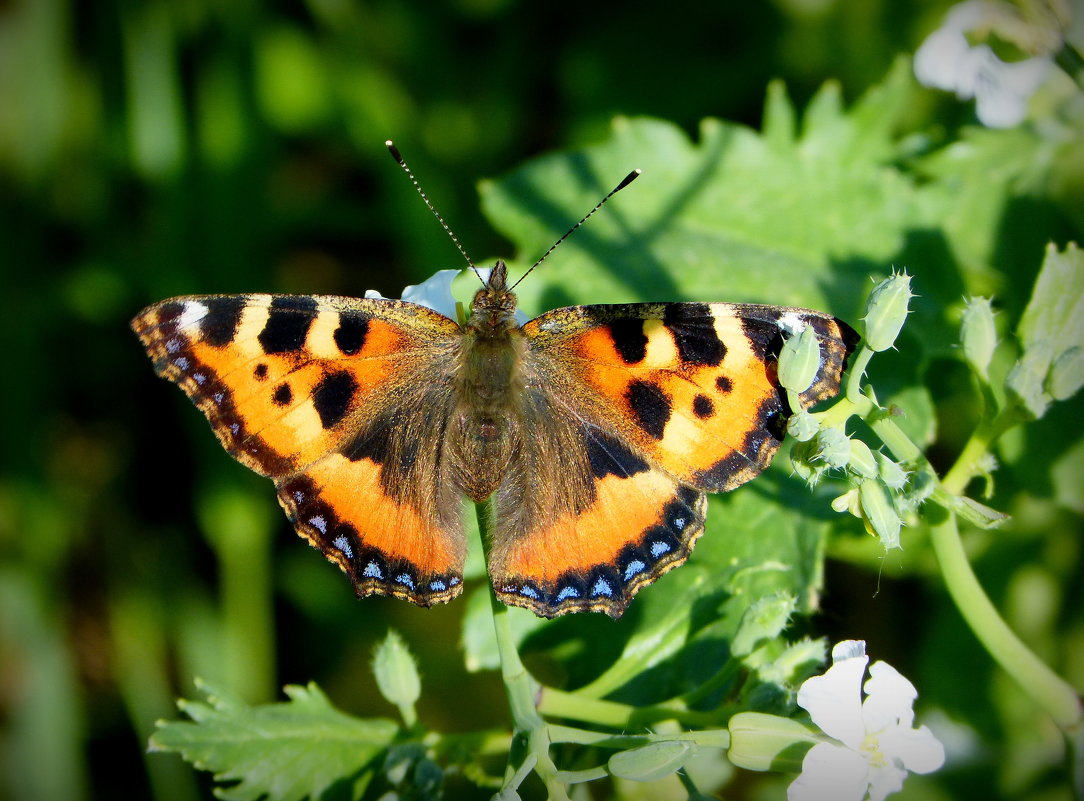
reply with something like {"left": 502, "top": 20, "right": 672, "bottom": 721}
{"left": 845, "top": 346, "right": 876, "bottom": 405}
{"left": 941, "top": 408, "right": 1021, "bottom": 495}
{"left": 477, "top": 503, "right": 569, "bottom": 801}
{"left": 927, "top": 504, "right": 1083, "bottom": 733}
{"left": 547, "top": 724, "right": 730, "bottom": 750}
{"left": 538, "top": 686, "right": 716, "bottom": 729}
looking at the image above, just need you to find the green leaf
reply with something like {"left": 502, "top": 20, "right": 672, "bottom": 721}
{"left": 1007, "top": 242, "right": 1084, "bottom": 417}
{"left": 150, "top": 680, "right": 398, "bottom": 801}
{"left": 372, "top": 630, "right": 421, "bottom": 726}
{"left": 479, "top": 94, "right": 935, "bottom": 323}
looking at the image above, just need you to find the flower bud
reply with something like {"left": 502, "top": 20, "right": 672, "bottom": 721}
{"left": 846, "top": 439, "right": 878, "bottom": 479}
{"left": 727, "top": 712, "right": 818, "bottom": 773}
{"left": 779, "top": 324, "right": 821, "bottom": 394}
{"left": 876, "top": 452, "right": 909, "bottom": 491}
{"left": 789, "top": 439, "right": 828, "bottom": 485}
{"left": 608, "top": 741, "right": 694, "bottom": 782}
{"left": 787, "top": 410, "right": 819, "bottom": 442}
{"left": 814, "top": 427, "right": 851, "bottom": 471}
{"left": 831, "top": 488, "right": 861, "bottom": 517}
{"left": 732, "top": 594, "right": 798, "bottom": 657}
{"left": 960, "top": 296, "right": 997, "bottom": 379}
{"left": 861, "top": 271, "right": 913, "bottom": 352}
{"left": 859, "top": 479, "right": 901, "bottom": 549}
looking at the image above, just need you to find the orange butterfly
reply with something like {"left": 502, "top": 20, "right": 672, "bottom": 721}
{"left": 132, "top": 153, "right": 856, "bottom": 618}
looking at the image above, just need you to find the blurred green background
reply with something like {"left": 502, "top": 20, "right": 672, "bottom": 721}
{"left": 1, "top": 1, "right": 1080, "bottom": 800}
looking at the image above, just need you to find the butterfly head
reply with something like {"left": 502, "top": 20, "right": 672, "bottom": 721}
{"left": 466, "top": 261, "right": 520, "bottom": 336}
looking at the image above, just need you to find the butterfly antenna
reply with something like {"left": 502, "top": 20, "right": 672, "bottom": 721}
{"left": 509, "top": 168, "right": 641, "bottom": 291}
{"left": 386, "top": 140, "right": 483, "bottom": 283}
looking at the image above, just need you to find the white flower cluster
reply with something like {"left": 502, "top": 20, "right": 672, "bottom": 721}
{"left": 914, "top": 0, "right": 1053, "bottom": 127}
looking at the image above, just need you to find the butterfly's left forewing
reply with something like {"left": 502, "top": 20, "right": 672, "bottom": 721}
{"left": 131, "top": 294, "right": 469, "bottom": 606}
{"left": 488, "top": 301, "right": 855, "bottom": 618}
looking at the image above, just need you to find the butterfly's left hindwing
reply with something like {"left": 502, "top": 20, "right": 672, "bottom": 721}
{"left": 131, "top": 294, "right": 469, "bottom": 606}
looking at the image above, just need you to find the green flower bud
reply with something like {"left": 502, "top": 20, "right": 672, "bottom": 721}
{"left": 728, "top": 712, "right": 818, "bottom": 773}
{"left": 1048, "top": 345, "right": 1084, "bottom": 401}
{"left": 787, "top": 410, "right": 819, "bottom": 442}
{"left": 779, "top": 324, "right": 821, "bottom": 394}
{"left": 732, "top": 594, "right": 798, "bottom": 657}
{"left": 859, "top": 478, "right": 901, "bottom": 549}
{"left": 846, "top": 439, "right": 878, "bottom": 479}
{"left": 960, "top": 296, "right": 997, "bottom": 379}
{"left": 832, "top": 488, "right": 861, "bottom": 516}
{"left": 876, "top": 452, "right": 909, "bottom": 491}
{"left": 790, "top": 438, "right": 829, "bottom": 485}
{"left": 372, "top": 629, "right": 421, "bottom": 723}
{"left": 861, "top": 271, "right": 913, "bottom": 352}
{"left": 814, "top": 427, "right": 851, "bottom": 470}
{"left": 608, "top": 741, "right": 694, "bottom": 782}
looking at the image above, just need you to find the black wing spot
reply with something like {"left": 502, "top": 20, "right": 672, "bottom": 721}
{"left": 201, "top": 297, "right": 246, "bottom": 347}
{"left": 254, "top": 363, "right": 269, "bottom": 380}
{"left": 606, "top": 319, "right": 648, "bottom": 364}
{"left": 626, "top": 379, "right": 671, "bottom": 440}
{"left": 692, "top": 393, "right": 714, "bottom": 419}
{"left": 585, "top": 428, "right": 650, "bottom": 479}
{"left": 312, "top": 371, "right": 357, "bottom": 429}
{"left": 715, "top": 375, "right": 733, "bottom": 393}
{"left": 273, "top": 383, "right": 292, "bottom": 406}
{"left": 334, "top": 314, "right": 370, "bottom": 355}
{"left": 664, "top": 304, "right": 727, "bottom": 366}
{"left": 258, "top": 296, "right": 318, "bottom": 354}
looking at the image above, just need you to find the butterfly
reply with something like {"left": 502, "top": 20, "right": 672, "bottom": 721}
{"left": 131, "top": 258, "right": 856, "bottom": 618}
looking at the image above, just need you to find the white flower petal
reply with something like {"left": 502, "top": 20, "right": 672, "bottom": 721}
{"left": 973, "top": 53, "right": 1050, "bottom": 127}
{"left": 866, "top": 760, "right": 909, "bottom": 801}
{"left": 364, "top": 289, "right": 386, "bottom": 299}
{"left": 914, "top": 27, "right": 976, "bottom": 92}
{"left": 832, "top": 640, "right": 868, "bottom": 662}
{"left": 787, "top": 743, "right": 869, "bottom": 801}
{"left": 400, "top": 269, "right": 461, "bottom": 318}
{"left": 862, "top": 661, "right": 917, "bottom": 732}
{"left": 879, "top": 724, "right": 946, "bottom": 774}
{"left": 798, "top": 649, "right": 868, "bottom": 749}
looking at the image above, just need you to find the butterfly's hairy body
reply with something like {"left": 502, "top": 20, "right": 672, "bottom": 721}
{"left": 451, "top": 273, "right": 529, "bottom": 501}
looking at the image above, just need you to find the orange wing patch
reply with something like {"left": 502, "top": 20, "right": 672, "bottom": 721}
{"left": 525, "top": 302, "right": 856, "bottom": 493}
{"left": 131, "top": 294, "right": 459, "bottom": 477}
{"left": 278, "top": 453, "right": 465, "bottom": 606}
{"left": 490, "top": 427, "right": 707, "bottom": 618}
{"left": 132, "top": 293, "right": 467, "bottom": 608}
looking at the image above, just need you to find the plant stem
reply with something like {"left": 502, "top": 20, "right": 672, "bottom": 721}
{"left": 538, "top": 686, "right": 716, "bottom": 729}
{"left": 927, "top": 504, "right": 1083, "bottom": 733}
{"left": 476, "top": 502, "right": 569, "bottom": 801}
{"left": 941, "top": 408, "right": 1020, "bottom": 495}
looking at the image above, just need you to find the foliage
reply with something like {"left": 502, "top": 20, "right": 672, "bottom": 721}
{"left": 152, "top": 73, "right": 1082, "bottom": 799}
{"left": 2, "top": 2, "right": 1082, "bottom": 800}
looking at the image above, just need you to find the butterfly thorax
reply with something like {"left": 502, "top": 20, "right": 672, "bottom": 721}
{"left": 452, "top": 261, "right": 527, "bottom": 500}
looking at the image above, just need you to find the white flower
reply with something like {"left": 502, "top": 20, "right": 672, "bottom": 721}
{"left": 914, "top": 0, "right": 1052, "bottom": 128}
{"left": 787, "top": 640, "right": 945, "bottom": 801}
{"left": 365, "top": 268, "right": 461, "bottom": 319}
{"left": 367, "top": 266, "right": 530, "bottom": 324}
